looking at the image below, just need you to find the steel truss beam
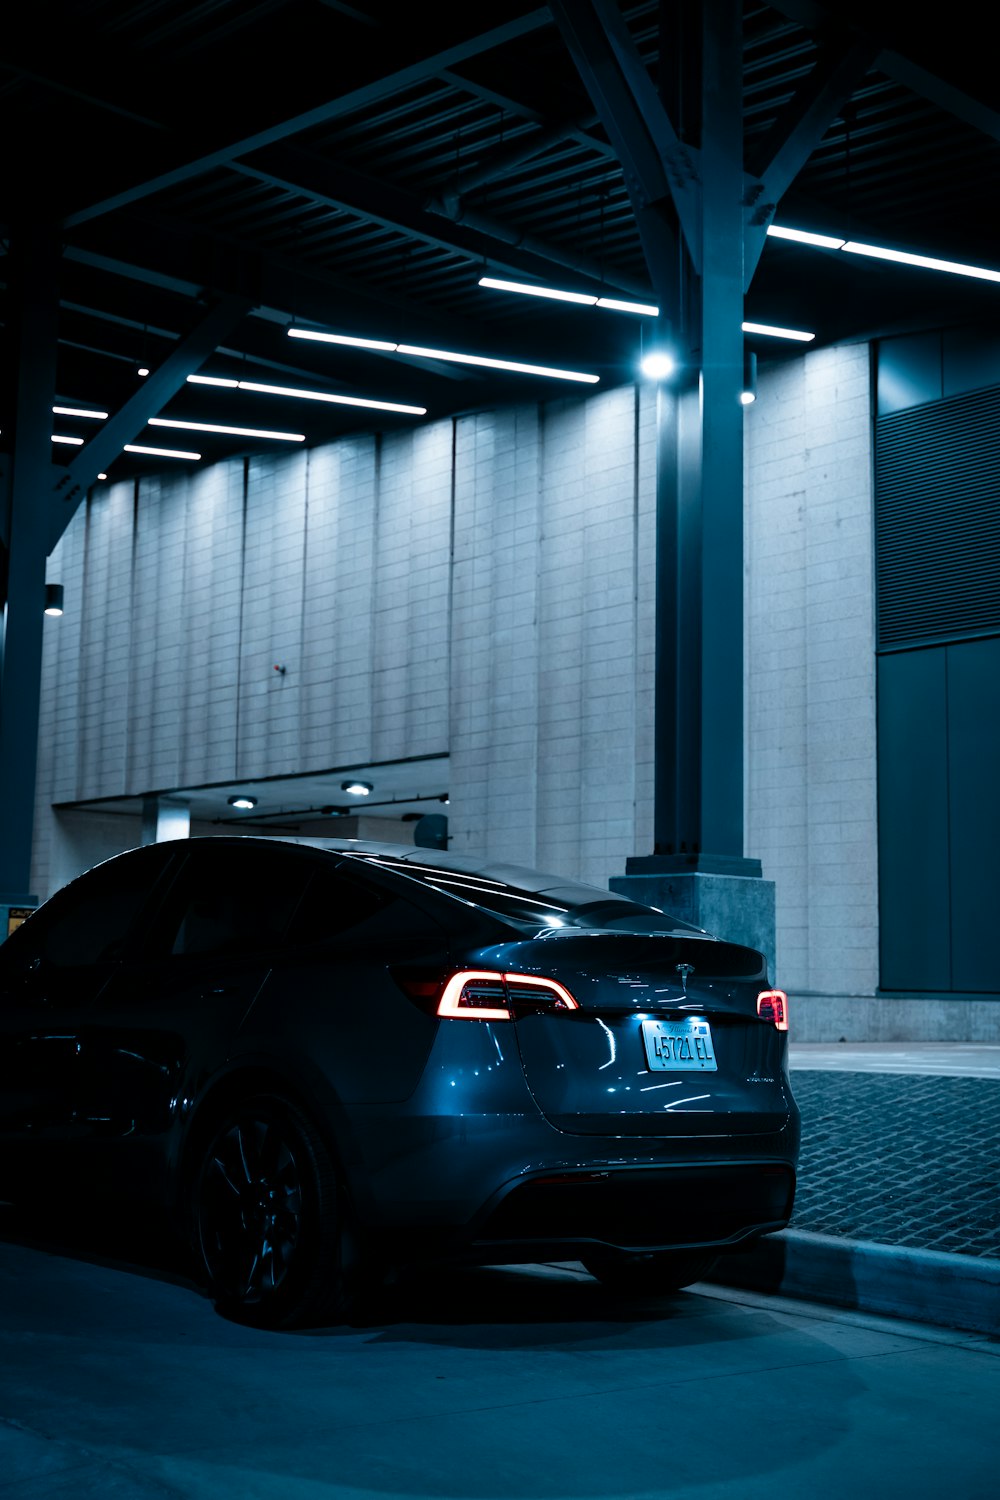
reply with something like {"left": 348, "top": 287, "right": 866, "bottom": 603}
{"left": 49, "top": 295, "right": 252, "bottom": 550}
{"left": 63, "top": 11, "right": 554, "bottom": 229}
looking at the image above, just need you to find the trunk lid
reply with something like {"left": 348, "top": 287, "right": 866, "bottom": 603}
{"left": 492, "top": 932, "right": 792, "bottom": 1137}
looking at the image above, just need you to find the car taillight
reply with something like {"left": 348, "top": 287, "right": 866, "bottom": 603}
{"left": 436, "top": 970, "right": 579, "bottom": 1021}
{"left": 757, "top": 989, "right": 789, "bottom": 1031}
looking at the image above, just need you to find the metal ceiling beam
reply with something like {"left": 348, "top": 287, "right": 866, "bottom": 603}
{"left": 743, "top": 35, "right": 878, "bottom": 282}
{"left": 48, "top": 294, "right": 252, "bottom": 550}
{"left": 766, "top": 0, "right": 1000, "bottom": 146}
{"left": 62, "top": 230, "right": 473, "bottom": 385}
{"left": 549, "top": 0, "right": 688, "bottom": 306}
{"left": 234, "top": 143, "right": 652, "bottom": 295}
{"left": 62, "top": 10, "right": 553, "bottom": 229}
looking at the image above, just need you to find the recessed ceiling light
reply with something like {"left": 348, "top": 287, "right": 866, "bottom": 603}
{"left": 138, "top": 367, "right": 150, "bottom": 377}
{"left": 228, "top": 795, "right": 257, "bottom": 810}
{"left": 341, "top": 780, "right": 373, "bottom": 796}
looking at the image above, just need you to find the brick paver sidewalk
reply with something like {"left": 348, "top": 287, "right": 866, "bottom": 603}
{"left": 788, "top": 1071, "right": 1000, "bottom": 1258}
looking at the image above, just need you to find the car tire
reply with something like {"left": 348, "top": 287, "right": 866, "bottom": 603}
{"left": 192, "top": 1093, "right": 353, "bottom": 1329}
{"left": 581, "top": 1248, "right": 718, "bottom": 1295}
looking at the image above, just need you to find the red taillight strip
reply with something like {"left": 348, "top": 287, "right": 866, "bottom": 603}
{"left": 436, "top": 970, "right": 580, "bottom": 1020}
{"left": 757, "top": 989, "right": 789, "bottom": 1031}
{"left": 437, "top": 970, "right": 510, "bottom": 1021}
{"left": 503, "top": 973, "right": 579, "bottom": 1010}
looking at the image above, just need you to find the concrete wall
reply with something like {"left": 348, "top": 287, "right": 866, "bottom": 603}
{"left": 744, "top": 344, "right": 878, "bottom": 995}
{"left": 33, "top": 354, "right": 879, "bottom": 1001}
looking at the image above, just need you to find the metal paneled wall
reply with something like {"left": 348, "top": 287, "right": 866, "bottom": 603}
{"left": 876, "top": 375, "right": 1000, "bottom": 993}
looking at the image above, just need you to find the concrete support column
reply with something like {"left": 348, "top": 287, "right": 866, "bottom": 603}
{"left": 619, "top": 0, "right": 776, "bottom": 968}
{"left": 0, "top": 223, "right": 59, "bottom": 904}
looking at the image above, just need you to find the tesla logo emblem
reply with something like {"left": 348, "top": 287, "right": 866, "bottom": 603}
{"left": 675, "top": 962, "right": 695, "bottom": 993}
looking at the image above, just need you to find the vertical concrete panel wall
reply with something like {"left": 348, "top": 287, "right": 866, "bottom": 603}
{"left": 744, "top": 345, "right": 878, "bottom": 995}
{"left": 31, "top": 362, "right": 879, "bottom": 1003}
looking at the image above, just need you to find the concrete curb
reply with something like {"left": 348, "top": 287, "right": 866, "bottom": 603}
{"left": 707, "top": 1229, "right": 1000, "bottom": 1336}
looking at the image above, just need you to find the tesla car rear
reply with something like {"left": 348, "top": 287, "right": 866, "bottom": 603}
{"left": 0, "top": 837, "right": 798, "bottom": 1326}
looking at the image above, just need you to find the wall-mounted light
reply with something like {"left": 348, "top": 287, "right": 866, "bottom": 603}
{"left": 44, "top": 584, "right": 64, "bottom": 617}
{"left": 740, "top": 351, "right": 758, "bottom": 405}
{"left": 641, "top": 351, "right": 676, "bottom": 381}
{"left": 341, "top": 780, "right": 373, "bottom": 796}
{"left": 227, "top": 795, "right": 257, "bottom": 810}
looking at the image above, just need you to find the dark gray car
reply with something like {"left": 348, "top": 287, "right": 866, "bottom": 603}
{"left": 0, "top": 836, "right": 799, "bottom": 1326}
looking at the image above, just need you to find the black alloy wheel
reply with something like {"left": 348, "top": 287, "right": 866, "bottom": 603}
{"left": 581, "top": 1248, "right": 718, "bottom": 1295}
{"left": 193, "top": 1094, "right": 347, "bottom": 1328}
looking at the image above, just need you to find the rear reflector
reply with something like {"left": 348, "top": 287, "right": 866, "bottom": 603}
{"left": 757, "top": 989, "right": 789, "bottom": 1031}
{"left": 436, "top": 970, "right": 580, "bottom": 1021}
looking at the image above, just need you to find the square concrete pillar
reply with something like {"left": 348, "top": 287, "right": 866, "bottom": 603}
{"left": 610, "top": 863, "right": 777, "bottom": 985}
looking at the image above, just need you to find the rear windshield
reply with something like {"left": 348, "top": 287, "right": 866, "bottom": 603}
{"left": 342, "top": 852, "right": 705, "bottom": 935}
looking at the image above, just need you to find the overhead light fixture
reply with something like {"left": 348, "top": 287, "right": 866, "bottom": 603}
{"left": 341, "top": 780, "right": 373, "bottom": 796}
{"left": 287, "top": 327, "right": 599, "bottom": 384}
{"left": 742, "top": 320, "right": 815, "bottom": 343}
{"left": 138, "top": 367, "right": 150, "bottom": 377}
{"left": 228, "top": 795, "right": 257, "bottom": 810}
{"left": 53, "top": 405, "right": 109, "bottom": 420}
{"left": 148, "top": 417, "right": 305, "bottom": 442}
{"left": 124, "top": 444, "right": 201, "bottom": 460}
{"left": 288, "top": 329, "right": 399, "bottom": 351}
{"left": 98, "top": 473, "right": 108, "bottom": 480}
{"left": 51, "top": 434, "right": 85, "bottom": 445}
{"left": 44, "top": 583, "right": 64, "bottom": 617}
{"left": 741, "top": 351, "right": 758, "bottom": 405}
{"left": 596, "top": 296, "right": 660, "bottom": 316}
{"left": 766, "top": 225, "right": 846, "bottom": 250}
{"left": 396, "top": 343, "right": 599, "bottom": 383}
{"left": 478, "top": 276, "right": 659, "bottom": 317}
{"left": 840, "top": 240, "right": 1000, "bottom": 283}
{"left": 641, "top": 351, "right": 675, "bottom": 380}
{"left": 768, "top": 223, "right": 1000, "bottom": 284}
{"left": 187, "top": 374, "right": 425, "bottom": 416}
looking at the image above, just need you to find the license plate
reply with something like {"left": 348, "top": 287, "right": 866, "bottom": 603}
{"left": 642, "top": 1017, "right": 717, "bottom": 1072}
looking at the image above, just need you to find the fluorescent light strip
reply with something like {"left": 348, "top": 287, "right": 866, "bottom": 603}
{"left": 479, "top": 276, "right": 659, "bottom": 317}
{"left": 768, "top": 223, "right": 1000, "bottom": 284}
{"left": 53, "top": 405, "right": 109, "bottom": 420}
{"left": 149, "top": 417, "right": 305, "bottom": 442}
{"left": 288, "top": 329, "right": 398, "bottom": 351}
{"left": 479, "top": 276, "right": 598, "bottom": 306}
{"left": 767, "top": 225, "right": 845, "bottom": 250}
{"left": 52, "top": 434, "right": 84, "bottom": 445}
{"left": 124, "top": 444, "right": 201, "bottom": 460}
{"left": 186, "top": 374, "right": 425, "bottom": 415}
{"left": 396, "top": 343, "right": 599, "bottom": 383}
{"left": 238, "top": 379, "right": 426, "bottom": 414}
{"left": 596, "top": 296, "right": 660, "bottom": 316}
{"left": 287, "top": 326, "right": 599, "bottom": 383}
{"left": 841, "top": 240, "right": 1000, "bottom": 283}
{"left": 742, "top": 320, "right": 815, "bottom": 343}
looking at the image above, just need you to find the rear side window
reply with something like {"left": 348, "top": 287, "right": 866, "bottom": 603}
{"left": 14, "top": 848, "right": 176, "bottom": 968}
{"left": 285, "top": 866, "right": 394, "bottom": 945}
{"left": 164, "top": 847, "right": 311, "bottom": 958}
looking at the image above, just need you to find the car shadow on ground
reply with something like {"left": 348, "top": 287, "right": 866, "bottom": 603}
{"left": 0, "top": 1199, "right": 732, "bottom": 1341}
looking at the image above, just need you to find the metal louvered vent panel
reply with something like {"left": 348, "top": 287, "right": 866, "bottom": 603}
{"left": 875, "top": 388, "right": 1000, "bottom": 648}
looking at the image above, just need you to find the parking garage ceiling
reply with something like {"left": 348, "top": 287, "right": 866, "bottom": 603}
{"left": 2, "top": 0, "right": 999, "bottom": 481}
